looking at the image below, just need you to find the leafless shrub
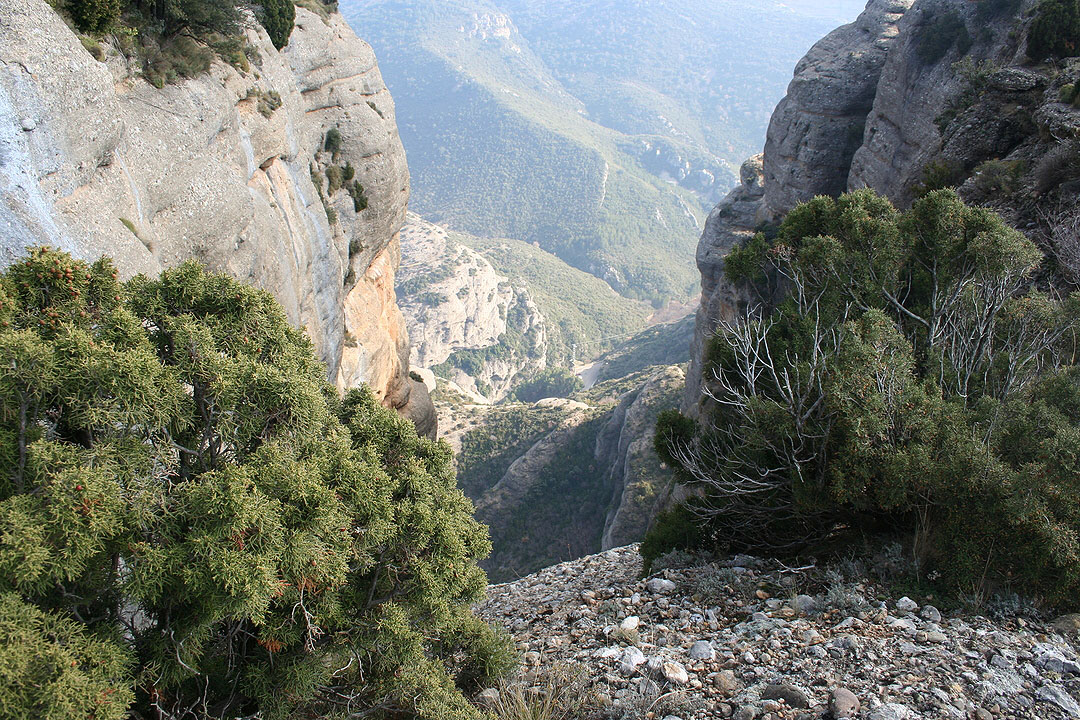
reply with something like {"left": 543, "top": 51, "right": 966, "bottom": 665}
{"left": 1035, "top": 140, "right": 1080, "bottom": 195}
{"left": 1040, "top": 198, "right": 1080, "bottom": 286}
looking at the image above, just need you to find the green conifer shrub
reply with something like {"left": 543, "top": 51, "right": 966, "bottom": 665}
{"left": 0, "top": 247, "right": 511, "bottom": 719}
{"left": 260, "top": 0, "right": 295, "bottom": 50}
{"left": 1028, "top": 0, "right": 1080, "bottom": 61}
{"left": 654, "top": 190, "right": 1080, "bottom": 603}
{"left": 0, "top": 593, "right": 133, "bottom": 720}
{"left": 67, "top": 0, "right": 123, "bottom": 34}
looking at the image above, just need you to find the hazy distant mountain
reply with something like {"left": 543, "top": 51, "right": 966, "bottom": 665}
{"left": 339, "top": 0, "right": 865, "bottom": 305}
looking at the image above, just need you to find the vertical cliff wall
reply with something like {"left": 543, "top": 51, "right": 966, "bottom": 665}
{"left": 0, "top": 0, "right": 435, "bottom": 434}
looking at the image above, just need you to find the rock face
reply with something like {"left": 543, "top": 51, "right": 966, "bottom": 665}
{"left": 396, "top": 214, "right": 547, "bottom": 402}
{"left": 446, "top": 365, "right": 683, "bottom": 581}
{"left": 685, "top": 0, "right": 1073, "bottom": 414}
{"left": 762, "top": 0, "right": 914, "bottom": 219}
{"left": 684, "top": 156, "right": 765, "bottom": 406}
{"left": 399, "top": 215, "right": 513, "bottom": 368}
{"left": 597, "top": 365, "right": 685, "bottom": 549}
{"left": 847, "top": 0, "right": 1035, "bottom": 206}
{"left": 0, "top": 0, "right": 434, "bottom": 434}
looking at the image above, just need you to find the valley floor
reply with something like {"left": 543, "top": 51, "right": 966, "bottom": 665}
{"left": 477, "top": 546, "right": 1080, "bottom": 720}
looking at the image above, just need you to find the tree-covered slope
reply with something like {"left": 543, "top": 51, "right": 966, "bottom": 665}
{"left": 497, "top": 0, "right": 867, "bottom": 160}
{"left": 338, "top": 0, "right": 864, "bottom": 305}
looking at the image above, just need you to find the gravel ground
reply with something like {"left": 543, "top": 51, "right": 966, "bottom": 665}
{"left": 477, "top": 545, "right": 1080, "bottom": 720}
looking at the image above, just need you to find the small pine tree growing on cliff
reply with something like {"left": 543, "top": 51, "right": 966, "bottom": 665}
{"left": 0, "top": 247, "right": 512, "bottom": 719}
{"left": 65, "top": 0, "right": 123, "bottom": 34}
{"left": 1028, "top": 0, "right": 1080, "bottom": 60}
{"left": 260, "top": 0, "right": 295, "bottom": 50}
{"left": 130, "top": 0, "right": 242, "bottom": 38}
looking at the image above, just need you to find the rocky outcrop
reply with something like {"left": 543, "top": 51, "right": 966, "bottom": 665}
{"left": 846, "top": 0, "right": 1037, "bottom": 206}
{"left": 597, "top": 365, "right": 685, "bottom": 549}
{"left": 474, "top": 399, "right": 594, "bottom": 520}
{"left": 686, "top": 0, "right": 917, "bottom": 411}
{"left": 399, "top": 214, "right": 513, "bottom": 368}
{"left": 685, "top": 0, "right": 1075, "bottom": 415}
{"left": 397, "top": 214, "right": 548, "bottom": 402}
{"left": 763, "top": 0, "right": 914, "bottom": 219}
{"left": 449, "top": 364, "right": 682, "bottom": 581}
{"left": 0, "top": 0, "right": 434, "bottom": 434}
{"left": 684, "top": 156, "right": 764, "bottom": 406}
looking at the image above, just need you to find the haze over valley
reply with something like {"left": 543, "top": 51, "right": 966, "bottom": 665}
{"left": 341, "top": 0, "right": 867, "bottom": 307}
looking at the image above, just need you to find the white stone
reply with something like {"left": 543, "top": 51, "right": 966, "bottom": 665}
{"left": 477, "top": 688, "right": 500, "bottom": 709}
{"left": 619, "top": 647, "right": 646, "bottom": 676}
{"left": 689, "top": 640, "right": 715, "bottom": 660}
{"left": 868, "top": 703, "right": 913, "bottom": 720}
{"left": 662, "top": 660, "right": 689, "bottom": 685}
{"left": 896, "top": 596, "right": 918, "bottom": 613}
{"left": 647, "top": 578, "right": 677, "bottom": 594}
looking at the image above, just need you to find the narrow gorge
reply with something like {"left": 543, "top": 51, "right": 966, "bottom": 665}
{"left": 5, "top": 0, "right": 1080, "bottom": 718}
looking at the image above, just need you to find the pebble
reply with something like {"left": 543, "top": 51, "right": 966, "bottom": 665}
{"left": 895, "top": 596, "right": 919, "bottom": 613}
{"left": 689, "top": 640, "right": 715, "bottom": 660}
{"left": 620, "top": 615, "right": 640, "bottom": 631}
{"left": 794, "top": 594, "right": 818, "bottom": 614}
{"left": 920, "top": 605, "right": 942, "bottom": 623}
{"left": 662, "top": 660, "right": 689, "bottom": 685}
{"left": 762, "top": 682, "right": 809, "bottom": 708}
{"left": 619, "top": 646, "right": 645, "bottom": 676}
{"left": 647, "top": 577, "right": 677, "bottom": 594}
{"left": 715, "top": 669, "right": 740, "bottom": 695}
{"left": 476, "top": 688, "right": 500, "bottom": 708}
{"left": 20, "top": 117, "right": 35, "bottom": 132}
{"left": 868, "top": 703, "right": 913, "bottom": 720}
{"left": 830, "top": 687, "right": 860, "bottom": 718}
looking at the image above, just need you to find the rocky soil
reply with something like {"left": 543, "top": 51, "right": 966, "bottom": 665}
{"left": 479, "top": 546, "right": 1080, "bottom": 720}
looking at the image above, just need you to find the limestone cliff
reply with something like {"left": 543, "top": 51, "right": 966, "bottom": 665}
{"left": 687, "top": 0, "right": 1080, "bottom": 412}
{"left": 396, "top": 214, "right": 547, "bottom": 403}
{"left": 762, "top": 0, "right": 913, "bottom": 218}
{"left": 0, "top": 0, "right": 435, "bottom": 434}
{"left": 596, "top": 365, "right": 685, "bottom": 550}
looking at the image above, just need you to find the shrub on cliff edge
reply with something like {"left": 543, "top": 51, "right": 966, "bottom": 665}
{"left": 0, "top": 247, "right": 511, "bottom": 719}
{"left": 260, "top": 0, "right": 295, "bottom": 50}
{"left": 653, "top": 190, "right": 1080, "bottom": 605}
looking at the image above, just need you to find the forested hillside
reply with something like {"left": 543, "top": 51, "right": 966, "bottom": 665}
{"left": 339, "top": 0, "right": 864, "bottom": 305}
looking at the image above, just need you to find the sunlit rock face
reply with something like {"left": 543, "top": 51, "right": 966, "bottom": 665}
{"left": 0, "top": 0, "right": 435, "bottom": 435}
